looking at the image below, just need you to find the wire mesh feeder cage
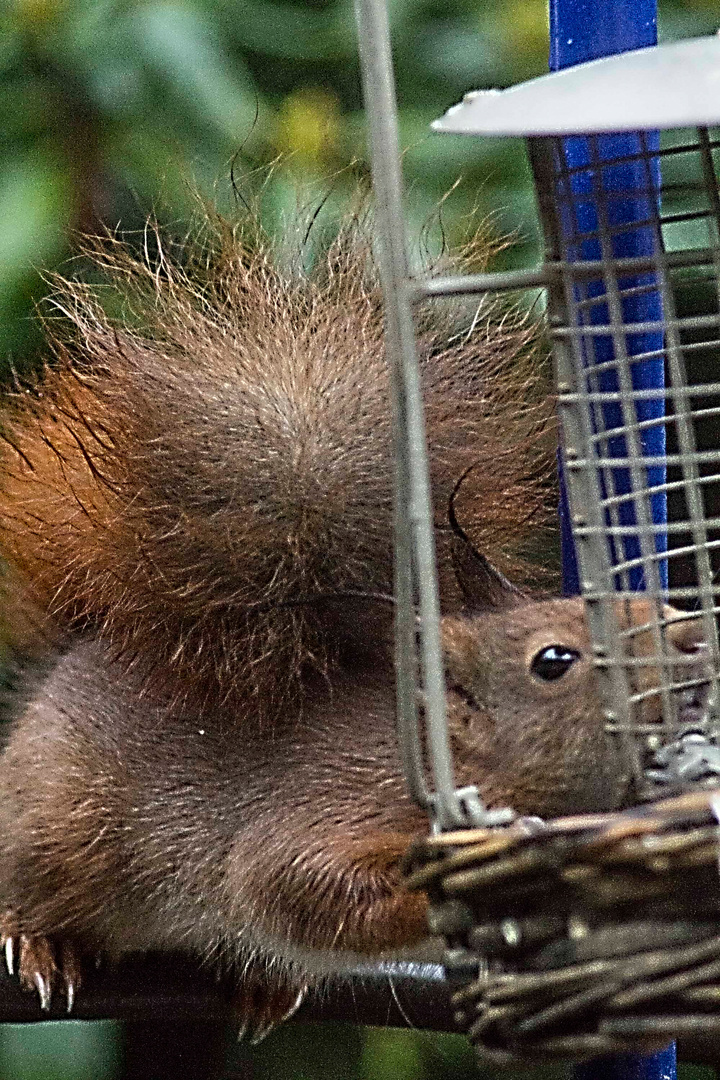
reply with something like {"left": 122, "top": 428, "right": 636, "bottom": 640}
{"left": 353, "top": 4, "right": 720, "bottom": 1065}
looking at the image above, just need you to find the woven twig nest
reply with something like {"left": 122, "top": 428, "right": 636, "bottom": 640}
{"left": 404, "top": 789, "right": 720, "bottom": 1064}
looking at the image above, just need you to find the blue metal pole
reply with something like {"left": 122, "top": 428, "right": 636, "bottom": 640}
{"left": 553, "top": 0, "right": 667, "bottom": 596}
{"left": 575, "top": 1046, "right": 677, "bottom": 1080}
{"left": 550, "top": 1, "right": 675, "bottom": 1077}
{"left": 549, "top": 0, "right": 656, "bottom": 68}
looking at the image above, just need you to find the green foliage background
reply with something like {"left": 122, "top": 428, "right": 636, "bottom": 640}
{"left": 1, "top": 0, "right": 720, "bottom": 1076}
{"left": 2, "top": 0, "right": 718, "bottom": 372}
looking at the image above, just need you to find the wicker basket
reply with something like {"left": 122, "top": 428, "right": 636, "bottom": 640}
{"left": 404, "top": 790, "right": 720, "bottom": 1063}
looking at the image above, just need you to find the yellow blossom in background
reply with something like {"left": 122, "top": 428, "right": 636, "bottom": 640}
{"left": 276, "top": 86, "right": 342, "bottom": 172}
{"left": 12, "top": 0, "right": 67, "bottom": 28}
{"left": 499, "top": 0, "right": 550, "bottom": 61}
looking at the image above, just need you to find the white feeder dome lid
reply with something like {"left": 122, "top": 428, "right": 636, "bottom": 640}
{"left": 433, "top": 34, "right": 720, "bottom": 137}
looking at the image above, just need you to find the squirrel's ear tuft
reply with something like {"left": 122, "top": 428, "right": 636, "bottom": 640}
{"left": 450, "top": 532, "right": 525, "bottom": 613}
{"left": 448, "top": 469, "right": 526, "bottom": 613}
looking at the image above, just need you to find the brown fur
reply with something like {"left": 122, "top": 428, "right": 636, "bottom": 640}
{"left": 0, "top": 217, "right": 549, "bottom": 717}
{"left": 0, "top": 212, "right": 706, "bottom": 1030}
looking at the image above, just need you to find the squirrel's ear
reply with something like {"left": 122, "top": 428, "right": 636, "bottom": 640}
{"left": 450, "top": 533, "right": 525, "bottom": 613}
{"left": 448, "top": 469, "right": 525, "bottom": 613}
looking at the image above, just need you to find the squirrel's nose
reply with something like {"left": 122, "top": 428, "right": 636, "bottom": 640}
{"left": 666, "top": 615, "right": 708, "bottom": 658}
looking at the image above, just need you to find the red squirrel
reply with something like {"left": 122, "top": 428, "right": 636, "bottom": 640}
{"left": 0, "top": 214, "right": 708, "bottom": 1037}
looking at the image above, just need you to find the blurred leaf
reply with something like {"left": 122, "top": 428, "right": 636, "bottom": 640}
{"left": 133, "top": 1, "right": 261, "bottom": 143}
{"left": 0, "top": 152, "right": 72, "bottom": 366}
{"left": 0, "top": 79, "right": 58, "bottom": 142}
{"left": 418, "top": 21, "right": 509, "bottom": 91}
{"left": 223, "top": 0, "right": 354, "bottom": 61}
{"left": 0, "top": 17, "right": 21, "bottom": 74}
{"left": 360, "top": 1028, "right": 425, "bottom": 1080}
{"left": 86, "top": 57, "right": 147, "bottom": 116}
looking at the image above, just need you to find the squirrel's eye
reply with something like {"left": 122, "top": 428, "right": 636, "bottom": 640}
{"left": 530, "top": 645, "right": 581, "bottom": 682}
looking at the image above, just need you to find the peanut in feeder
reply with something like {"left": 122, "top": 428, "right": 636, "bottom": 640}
{"left": 355, "top": 3, "right": 720, "bottom": 1062}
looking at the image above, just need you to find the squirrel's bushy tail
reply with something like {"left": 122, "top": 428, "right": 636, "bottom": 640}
{"left": 0, "top": 211, "right": 551, "bottom": 715}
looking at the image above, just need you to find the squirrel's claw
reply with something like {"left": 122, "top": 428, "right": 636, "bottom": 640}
{"left": 234, "top": 972, "right": 308, "bottom": 1043}
{"left": 31, "top": 965, "right": 52, "bottom": 1012}
{"left": 3, "top": 934, "right": 16, "bottom": 976}
{"left": 249, "top": 987, "right": 306, "bottom": 1045}
{"left": 18, "top": 934, "right": 57, "bottom": 1011}
{"left": 1, "top": 910, "right": 20, "bottom": 977}
{"left": 60, "top": 940, "right": 83, "bottom": 1013}
{"left": 1, "top": 913, "right": 83, "bottom": 1013}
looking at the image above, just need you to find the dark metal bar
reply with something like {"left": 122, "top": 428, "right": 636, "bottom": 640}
{"left": 353, "top": 0, "right": 509, "bottom": 830}
{"left": 414, "top": 247, "right": 720, "bottom": 301}
{"left": 353, "top": 0, "right": 442, "bottom": 823}
{"left": 0, "top": 960, "right": 457, "bottom": 1033}
{"left": 3, "top": 959, "right": 718, "bottom": 1072}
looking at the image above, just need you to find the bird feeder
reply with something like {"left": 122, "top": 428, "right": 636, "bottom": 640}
{"left": 433, "top": 37, "right": 720, "bottom": 801}
{"left": 354, "top": 0, "right": 720, "bottom": 1062}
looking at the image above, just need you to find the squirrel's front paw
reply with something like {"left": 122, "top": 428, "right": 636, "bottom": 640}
{"left": 0, "top": 910, "right": 84, "bottom": 1012}
{"left": 233, "top": 969, "right": 307, "bottom": 1044}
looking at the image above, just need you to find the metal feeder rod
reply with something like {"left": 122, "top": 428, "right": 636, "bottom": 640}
{"left": 353, "top": 0, "right": 489, "bottom": 831}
